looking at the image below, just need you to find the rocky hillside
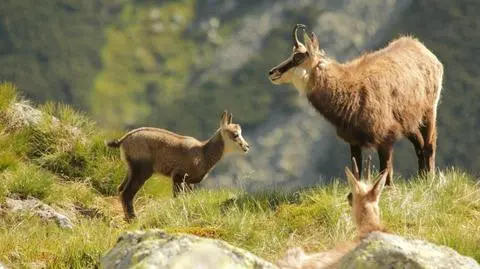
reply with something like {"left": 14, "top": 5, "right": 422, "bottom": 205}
{"left": 1, "top": 0, "right": 479, "bottom": 188}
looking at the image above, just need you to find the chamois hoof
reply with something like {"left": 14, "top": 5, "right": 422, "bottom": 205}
{"left": 124, "top": 214, "right": 137, "bottom": 223}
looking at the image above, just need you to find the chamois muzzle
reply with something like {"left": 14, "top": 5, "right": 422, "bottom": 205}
{"left": 242, "top": 143, "right": 251, "bottom": 153}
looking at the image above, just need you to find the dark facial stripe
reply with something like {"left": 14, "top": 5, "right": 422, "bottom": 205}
{"left": 274, "top": 52, "right": 308, "bottom": 74}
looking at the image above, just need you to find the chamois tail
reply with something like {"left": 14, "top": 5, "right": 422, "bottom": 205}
{"left": 105, "top": 127, "right": 152, "bottom": 148}
{"left": 105, "top": 139, "right": 121, "bottom": 148}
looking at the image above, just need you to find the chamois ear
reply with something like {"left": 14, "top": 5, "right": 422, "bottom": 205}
{"left": 304, "top": 32, "right": 312, "bottom": 50}
{"left": 345, "top": 166, "right": 360, "bottom": 192}
{"left": 369, "top": 171, "right": 387, "bottom": 200}
{"left": 220, "top": 110, "right": 228, "bottom": 127}
{"left": 228, "top": 113, "right": 233, "bottom": 124}
{"left": 305, "top": 31, "right": 319, "bottom": 55}
{"left": 351, "top": 157, "right": 361, "bottom": 180}
{"left": 309, "top": 32, "right": 320, "bottom": 50}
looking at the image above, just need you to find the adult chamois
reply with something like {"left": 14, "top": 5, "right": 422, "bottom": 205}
{"left": 106, "top": 110, "right": 250, "bottom": 220}
{"left": 268, "top": 24, "right": 444, "bottom": 185}
{"left": 276, "top": 158, "right": 388, "bottom": 269}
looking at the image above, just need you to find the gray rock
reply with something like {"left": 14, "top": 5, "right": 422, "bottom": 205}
{"left": 100, "top": 229, "right": 278, "bottom": 269}
{"left": 339, "top": 232, "right": 480, "bottom": 269}
{"left": 6, "top": 101, "right": 57, "bottom": 129}
{"left": 5, "top": 101, "right": 83, "bottom": 140}
{"left": 0, "top": 262, "right": 7, "bottom": 269}
{"left": 4, "top": 197, "right": 74, "bottom": 229}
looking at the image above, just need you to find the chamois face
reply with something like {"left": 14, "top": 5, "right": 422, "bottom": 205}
{"left": 219, "top": 111, "right": 250, "bottom": 154}
{"left": 345, "top": 167, "right": 387, "bottom": 233}
{"left": 268, "top": 24, "right": 325, "bottom": 93}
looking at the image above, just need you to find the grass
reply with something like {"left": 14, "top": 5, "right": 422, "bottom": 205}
{"left": 0, "top": 82, "right": 479, "bottom": 268}
{"left": 0, "top": 171, "right": 479, "bottom": 268}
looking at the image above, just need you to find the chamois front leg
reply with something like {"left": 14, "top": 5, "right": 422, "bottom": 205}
{"left": 377, "top": 144, "right": 394, "bottom": 186}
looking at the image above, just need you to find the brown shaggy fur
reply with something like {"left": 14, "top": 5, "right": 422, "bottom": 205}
{"left": 276, "top": 159, "right": 388, "bottom": 269}
{"left": 106, "top": 111, "right": 250, "bottom": 220}
{"left": 269, "top": 25, "right": 444, "bottom": 185}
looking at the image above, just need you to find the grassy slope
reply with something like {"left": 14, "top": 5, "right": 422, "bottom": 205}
{"left": 0, "top": 82, "right": 479, "bottom": 268}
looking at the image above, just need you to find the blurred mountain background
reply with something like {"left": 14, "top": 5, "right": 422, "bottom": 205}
{"left": 1, "top": 0, "right": 479, "bottom": 189}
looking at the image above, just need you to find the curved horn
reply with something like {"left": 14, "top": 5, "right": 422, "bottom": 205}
{"left": 292, "top": 24, "right": 307, "bottom": 48}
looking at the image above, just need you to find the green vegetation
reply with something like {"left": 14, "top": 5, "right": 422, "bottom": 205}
{"left": 90, "top": 0, "right": 198, "bottom": 129}
{"left": 0, "top": 82, "right": 479, "bottom": 268}
{"left": 0, "top": 0, "right": 114, "bottom": 108}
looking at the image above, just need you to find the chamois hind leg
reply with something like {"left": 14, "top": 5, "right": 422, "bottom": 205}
{"left": 118, "top": 159, "right": 134, "bottom": 193}
{"left": 377, "top": 143, "right": 394, "bottom": 186}
{"left": 118, "top": 173, "right": 129, "bottom": 193}
{"left": 350, "top": 144, "right": 362, "bottom": 178}
{"left": 420, "top": 110, "right": 437, "bottom": 175}
{"left": 120, "top": 160, "right": 153, "bottom": 220}
{"left": 407, "top": 129, "right": 426, "bottom": 174}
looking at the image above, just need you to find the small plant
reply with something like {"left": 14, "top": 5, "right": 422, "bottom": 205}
{"left": 3, "top": 164, "right": 55, "bottom": 199}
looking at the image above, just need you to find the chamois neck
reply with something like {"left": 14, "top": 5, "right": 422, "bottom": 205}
{"left": 358, "top": 223, "right": 384, "bottom": 237}
{"left": 202, "top": 129, "right": 225, "bottom": 171}
{"left": 306, "top": 62, "right": 362, "bottom": 125}
{"left": 357, "top": 219, "right": 385, "bottom": 238}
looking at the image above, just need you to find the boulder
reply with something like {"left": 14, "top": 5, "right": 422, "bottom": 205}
{"left": 339, "top": 232, "right": 480, "bottom": 269}
{"left": 100, "top": 229, "right": 277, "bottom": 269}
{"left": 5, "top": 101, "right": 82, "bottom": 139}
{"left": 3, "top": 197, "right": 73, "bottom": 229}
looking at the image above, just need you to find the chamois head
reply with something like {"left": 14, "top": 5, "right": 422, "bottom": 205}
{"left": 268, "top": 24, "right": 327, "bottom": 93}
{"left": 345, "top": 157, "right": 387, "bottom": 235}
{"left": 219, "top": 110, "right": 250, "bottom": 154}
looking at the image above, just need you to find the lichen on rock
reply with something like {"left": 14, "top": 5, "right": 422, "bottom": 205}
{"left": 100, "top": 229, "right": 278, "bottom": 269}
{"left": 3, "top": 197, "right": 74, "bottom": 229}
{"left": 338, "top": 232, "right": 480, "bottom": 269}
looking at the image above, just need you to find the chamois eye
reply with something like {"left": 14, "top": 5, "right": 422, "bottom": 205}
{"left": 233, "top": 133, "right": 239, "bottom": 138}
{"left": 293, "top": 53, "right": 306, "bottom": 63}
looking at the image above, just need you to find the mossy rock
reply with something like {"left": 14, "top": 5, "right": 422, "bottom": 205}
{"left": 100, "top": 229, "right": 278, "bottom": 269}
{"left": 339, "top": 232, "right": 480, "bottom": 269}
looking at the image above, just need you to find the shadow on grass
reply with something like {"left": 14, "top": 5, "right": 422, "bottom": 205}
{"left": 219, "top": 191, "right": 302, "bottom": 214}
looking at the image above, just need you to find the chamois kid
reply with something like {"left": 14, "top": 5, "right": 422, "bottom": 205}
{"left": 276, "top": 158, "right": 387, "bottom": 269}
{"left": 106, "top": 111, "right": 250, "bottom": 220}
{"left": 268, "top": 24, "right": 444, "bottom": 185}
